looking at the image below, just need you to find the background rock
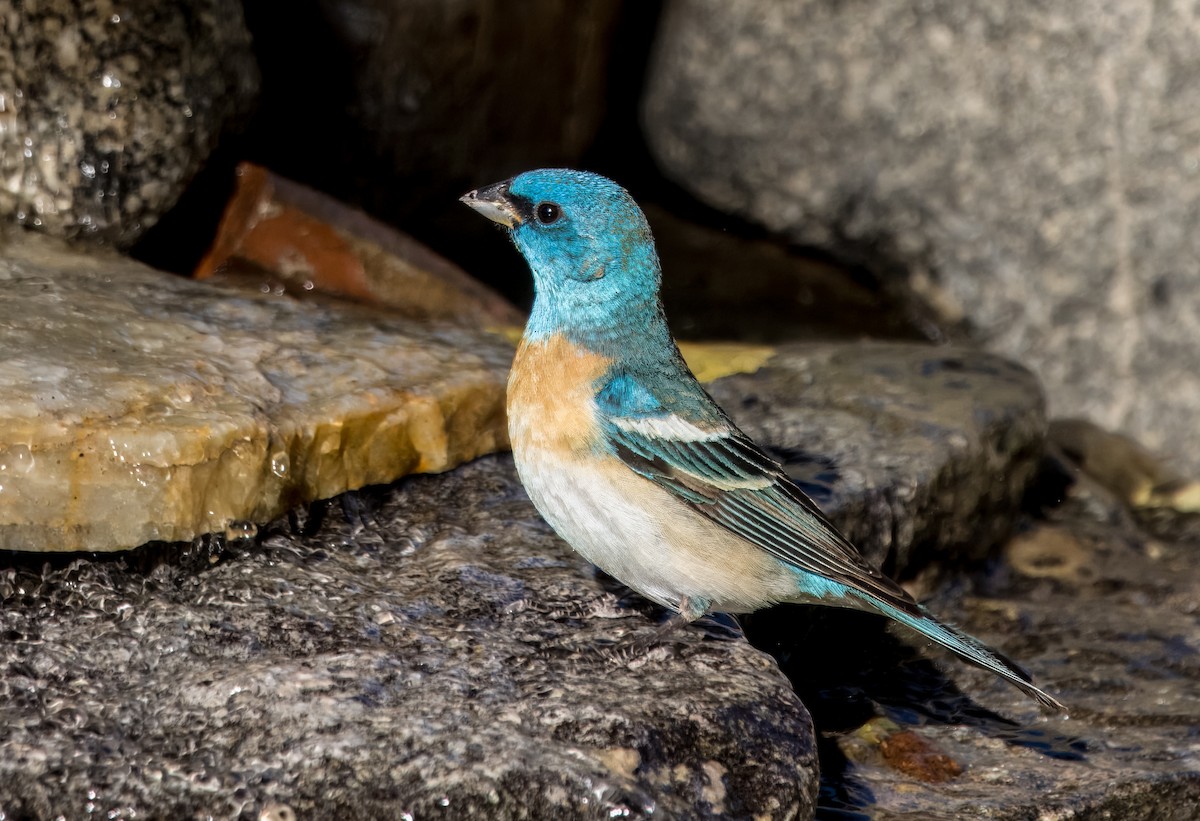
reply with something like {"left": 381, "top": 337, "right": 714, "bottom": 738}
{"left": 240, "top": 0, "right": 621, "bottom": 230}
{"left": 196, "top": 163, "right": 524, "bottom": 326}
{"left": 0, "top": 457, "right": 818, "bottom": 819}
{"left": 0, "top": 0, "right": 259, "bottom": 245}
{"left": 643, "top": 0, "right": 1200, "bottom": 476}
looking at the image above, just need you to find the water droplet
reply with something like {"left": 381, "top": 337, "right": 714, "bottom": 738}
{"left": 0, "top": 445, "right": 35, "bottom": 475}
{"left": 225, "top": 521, "right": 258, "bottom": 542}
{"left": 269, "top": 451, "right": 290, "bottom": 478}
{"left": 259, "top": 803, "right": 296, "bottom": 821}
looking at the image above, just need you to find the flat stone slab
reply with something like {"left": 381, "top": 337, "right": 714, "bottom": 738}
{"left": 0, "top": 232, "right": 511, "bottom": 552}
{"left": 0, "top": 456, "right": 818, "bottom": 819}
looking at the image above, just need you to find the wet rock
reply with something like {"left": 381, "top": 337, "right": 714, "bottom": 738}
{"left": 0, "top": 232, "right": 510, "bottom": 552}
{"left": 707, "top": 342, "right": 1046, "bottom": 574}
{"left": 197, "top": 163, "right": 524, "bottom": 326}
{"left": 846, "top": 718, "right": 963, "bottom": 784}
{"left": 643, "top": 0, "right": 1200, "bottom": 476}
{"left": 0, "top": 0, "right": 259, "bottom": 245}
{"left": 811, "top": 474, "right": 1200, "bottom": 818}
{"left": 0, "top": 457, "right": 818, "bottom": 819}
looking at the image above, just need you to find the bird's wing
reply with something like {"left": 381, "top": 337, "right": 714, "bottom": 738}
{"left": 595, "top": 369, "right": 920, "bottom": 613}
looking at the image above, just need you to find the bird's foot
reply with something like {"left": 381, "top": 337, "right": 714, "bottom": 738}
{"left": 505, "top": 592, "right": 626, "bottom": 621}
{"left": 592, "top": 603, "right": 710, "bottom": 663}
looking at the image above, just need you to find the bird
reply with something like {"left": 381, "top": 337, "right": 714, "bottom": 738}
{"left": 461, "top": 168, "right": 1065, "bottom": 713}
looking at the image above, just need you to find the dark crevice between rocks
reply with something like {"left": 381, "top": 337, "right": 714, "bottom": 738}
{"left": 2, "top": 531, "right": 244, "bottom": 587}
{"left": 1021, "top": 449, "right": 1080, "bottom": 519}
{"left": 131, "top": 138, "right": 243, "bottom": 277}
{"left": 130, "top": 0, "right": 927, "bottom": 349}
{"left": 0, "top": 485, "right": 397, "bottom": 594}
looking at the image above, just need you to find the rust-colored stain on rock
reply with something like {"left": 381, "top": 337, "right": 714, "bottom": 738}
{"left": 879, "top": 730, "right": 964, "bottom": 784}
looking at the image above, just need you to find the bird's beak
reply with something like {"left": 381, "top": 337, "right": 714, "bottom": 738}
{"left": 460, "top": 179, "right": 522, "bottom": 227}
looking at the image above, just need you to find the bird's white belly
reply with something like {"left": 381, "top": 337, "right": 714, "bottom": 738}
{"left": 512, "top": 444, "right": 793, "bottom": 614}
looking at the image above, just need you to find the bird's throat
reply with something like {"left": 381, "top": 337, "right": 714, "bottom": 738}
{"left": 525, "top": 291, "right": 672, "bottom": 360}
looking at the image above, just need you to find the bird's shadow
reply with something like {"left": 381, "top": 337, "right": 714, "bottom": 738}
{"left": 740, "top": 604, "right": 1088, "bottom": 817}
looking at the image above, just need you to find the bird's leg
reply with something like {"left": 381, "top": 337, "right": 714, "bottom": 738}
{"left": 599, "top": 596, "right": 708, "bottom": 663}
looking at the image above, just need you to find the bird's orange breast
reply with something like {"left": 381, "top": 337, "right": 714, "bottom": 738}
{"left": 507, "top": 333, "right": 613, "bottom": 456}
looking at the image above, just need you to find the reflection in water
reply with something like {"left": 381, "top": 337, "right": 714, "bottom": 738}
{"left": 741, "top": 605, "right": 1088, "bottom": 818}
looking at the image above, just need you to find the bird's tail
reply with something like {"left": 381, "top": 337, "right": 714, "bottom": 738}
{"left": 872, "top": 599, "right": 1067, "bottom": 714}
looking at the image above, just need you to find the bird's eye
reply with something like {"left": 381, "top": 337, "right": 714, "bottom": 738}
{"left": 535, "top": 202, "right": 561, "bottom": 225}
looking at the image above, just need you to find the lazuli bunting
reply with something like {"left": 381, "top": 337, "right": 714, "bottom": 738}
{"left": 462, "top": 169, "right": 1064, "bottom": 713}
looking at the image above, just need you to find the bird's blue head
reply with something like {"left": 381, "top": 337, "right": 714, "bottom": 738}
{"left": 461, "top": 169, "right": 667, "bottom": 349}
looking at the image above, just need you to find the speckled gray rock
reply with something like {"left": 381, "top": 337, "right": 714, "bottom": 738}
{"left": 643, "top": 0, "right": 1200, "bottom": 476}
{"left": 0, "top": 457, "right": 818, "bottom": 820}
{"left": 708, "top": 342, "right": 1046, "bottom": 575}
{"left": 0, "top": 0, "right": 258, "bottom": 245}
